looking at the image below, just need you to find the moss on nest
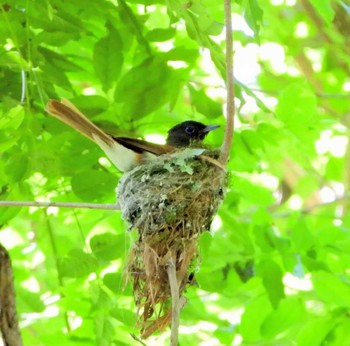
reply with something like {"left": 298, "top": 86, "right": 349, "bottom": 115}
{"left": 117, "top": 149, "right": 227, "bottom": 338}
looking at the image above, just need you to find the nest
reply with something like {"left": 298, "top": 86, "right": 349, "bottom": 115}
{"left": 117, "top": 149, "right": 227, "bottom": 338}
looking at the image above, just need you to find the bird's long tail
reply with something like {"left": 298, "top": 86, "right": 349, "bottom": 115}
{"left": 46, "top": 99, "right": 114, "bottom": 146}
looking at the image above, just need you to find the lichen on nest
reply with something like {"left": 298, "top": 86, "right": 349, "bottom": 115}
{"left": 117, "top": 148, "right": 227, "bottom": 338}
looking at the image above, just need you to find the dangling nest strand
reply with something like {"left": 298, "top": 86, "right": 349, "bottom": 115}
{"left": 117, "top": 149, "right": 227, "bottom": 338}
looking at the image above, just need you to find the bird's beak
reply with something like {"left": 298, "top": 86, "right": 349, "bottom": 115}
{"left": 202, "top": 124, "right": 220, "bottom": 133}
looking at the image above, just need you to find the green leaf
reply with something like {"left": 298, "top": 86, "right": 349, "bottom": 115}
{"left": 297, "top": 316, "right": 336, "bottom": 346}
{"left": 0, "top": 105, "right": 24, "bottom": 129}
{"left": 188, "top": 84, "right": 222, "bottom": 118}
{"left": 145, "top": 28, "right": 176, "bottom": 42}
{"left": 243, "top": 0, "right": 263, "bottom": 39}
{"left": 290, "top": 219, "right": 315, "bottom": 253}
{"left": 256, "top": 259, "right": 285, "bottom": 308}
{"left": 331, "top": 318, "right": 350, "bottom": 346}
{"left": 313, "top": 271, "right": 350, "bottom": 308}
{"left": 90, "top": 233, "right": 123, "bottom": 261}
{"left": 0, "top": 206, "right": 21, "bottom": 225}
{"left": 59, "top": 248, "right": 98, "bottom": 278}
{"left": 94, "top": 313, "right": 115, "bottom": 345}
{"left": 240, "top": 294, "right": 273, "bottom": 342}
{"left": 114, "top": 57, "right": 182, "bottom": 118}
{"left": 71, "top": 95, "right": 109, "bottom": 116}
{"left": 17, "top": 287, "right": 46, "bottom": 313}
{"left": 309, "top": 0, "right": 335, "bottom": 25}
{"left": 261, "top": 297, "right": 306, "bottom": 338}
{"left": 110, "top": 307, "right": 136, "bottom": 325}
{"left": 93, "top": 25, "right": 124, "bottom": 92}
{"left": 5, "top": 152, "right": 28, "bottom": 183}
{"left": 276, "top": 83, "right": 318, "bottom": 132}
{"left": 71, "top": 170, "right": 118, "bottom": 202}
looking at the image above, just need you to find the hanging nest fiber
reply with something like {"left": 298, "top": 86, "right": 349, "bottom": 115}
{"left": 117, "top": 149, "right": 227, "bottom": 338}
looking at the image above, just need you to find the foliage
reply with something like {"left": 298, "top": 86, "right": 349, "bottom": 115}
{"left": 1, "top": 0, "right": 350, "bottom": 345}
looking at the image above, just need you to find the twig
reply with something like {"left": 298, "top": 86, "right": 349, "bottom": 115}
{"left": 199, "top": 155, "right": 226, "bottom": 171}
{"left": 0, "top": 243, "right": 23, "bottom": 346}
{"left": 0, "top": 201, "right": 120, "bottom": 210}
{"left": 167, "top": 257, "right": 180, "bottom": 346}
{"left": 219, "top": 0, "right": 235, "bottom": 165}
{"left": 130, "top": 333, "right": 148, "bottom": 346}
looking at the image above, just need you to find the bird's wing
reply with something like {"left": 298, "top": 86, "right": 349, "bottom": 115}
{"left": 115, "top": 137, "right": 174, "bottom": 155}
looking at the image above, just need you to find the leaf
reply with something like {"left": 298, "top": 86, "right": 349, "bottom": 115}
{"left": 332, "top": 319, "right": 350, "bottom": 346}
{"left": 261, "top": 297, "right": 306, "bottom": 338}
{"left": 90, "top": 233, "right": 123, "bottom": 261}
{"left": 114, "top": 57, "right": 182, "bottom": 118}
{"left": 93, "top": 25, "right": 124, "bottom": 92}
{"left": 290, "top": 219, "right": 315, "bottom": 253}
{"left": 0, "top": 206, "right": 21, "bottom": 225}
{"left": 240, "top": 294, "right": 273, "bottom": 342}
{"left": 71, "top": 95, "right": 109, "bottom": 116}
{"left": 313, "top": 271, "right": 350, "bottom": 308}
{"left": 276, "top": 83, "right": 318, "bottom": 132}
{"left": 94, "top": 313, "right": 115, "bottom": 345}
{"left": 163, "top": 47, "right": 199, "bottom": 65}
{"left": 59, "top": 248, "right": 98, "bottom": 278}
{"left": 188, "top": 84, "right": 222, "bottom": 118}
{"left": 110, "top": 307, "right": 136, "bottom": 325}
{"left": 309, "top": 0, "right": 335, "bottom": 25}
{"left": 71, "top": 170, "right": 118, "bottom": 202}
{"left": 256, "top": 259, "right": 285, "bottom": 308}
{"left": 5, "top": 152, "right": 28, "bottom": 182}
{"left": 0, "top": 105, "right": 24, "bottom": 129}
{"left": 297, "top": 316, "right": 337, "bottom": 346}
{"left": 38, "top": 46, "right": 82, "bottom": 71}
{"left": 17, "top": 287, "right": 46, "bottom": 313}
{"left": 243, "top": 0, "right": 263, "bottom": 39}
{"left": 145, "top": 28, "right": 176, "bottom": 42}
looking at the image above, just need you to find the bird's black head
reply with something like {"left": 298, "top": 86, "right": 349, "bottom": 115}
{"left": 166, "top": 121, "right": 219, "bottom": 147}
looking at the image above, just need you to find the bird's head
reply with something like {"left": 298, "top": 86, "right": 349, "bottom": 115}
{"left": 166, "top": 121, "right": 219, "bottom": 147}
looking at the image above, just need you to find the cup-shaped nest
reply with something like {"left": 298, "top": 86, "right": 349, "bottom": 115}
{"left": 117, "top": 149, "right": 227, "bottom": 338}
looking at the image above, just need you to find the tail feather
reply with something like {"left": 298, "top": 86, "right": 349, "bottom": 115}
{"left": 46, "top": 99, "right": 113, "bottom": 145}
{"left": 45, "top": 99, "right": 174, "bottom": 172}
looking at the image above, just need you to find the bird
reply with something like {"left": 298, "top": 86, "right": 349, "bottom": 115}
{"left": 46, "top": 99, "right": 219, "bottom": 172}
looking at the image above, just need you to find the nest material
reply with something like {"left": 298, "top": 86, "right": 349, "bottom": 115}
{"left": 117, "top": 149, "right": 227, "bottom": 338}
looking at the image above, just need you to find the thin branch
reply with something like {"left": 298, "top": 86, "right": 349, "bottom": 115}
{"left": 0, "top": 201, "right": 120, "bottom": 210}
{"left": 130, "top": 333, "right": 148, "bottom": 346}
{"left": 0, "top": 243, "right": 23, "bottom": 346}
{"left": 167, "top": 257, "right": 180, "bottom": 346}
{"left": 219, "top": 0, "right": 235, "bottom": 165}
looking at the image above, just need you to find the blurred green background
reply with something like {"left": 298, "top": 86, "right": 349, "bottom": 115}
{"left": 1, "top": 0, "right": 350, "bottom": 345}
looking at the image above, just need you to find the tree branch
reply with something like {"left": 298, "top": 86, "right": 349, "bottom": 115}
{"left": 0, "top": 243, "right": 23, "bottom": 346}
{"left": 0, "top": 201, "right": 120, "bottom": 210}
{"left": 219, "top": 0, "right": 235, "bottom": 165}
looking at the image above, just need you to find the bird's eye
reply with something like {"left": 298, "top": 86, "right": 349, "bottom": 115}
{"left": 185, "top": 126, "right": 195, "bottom": 134}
